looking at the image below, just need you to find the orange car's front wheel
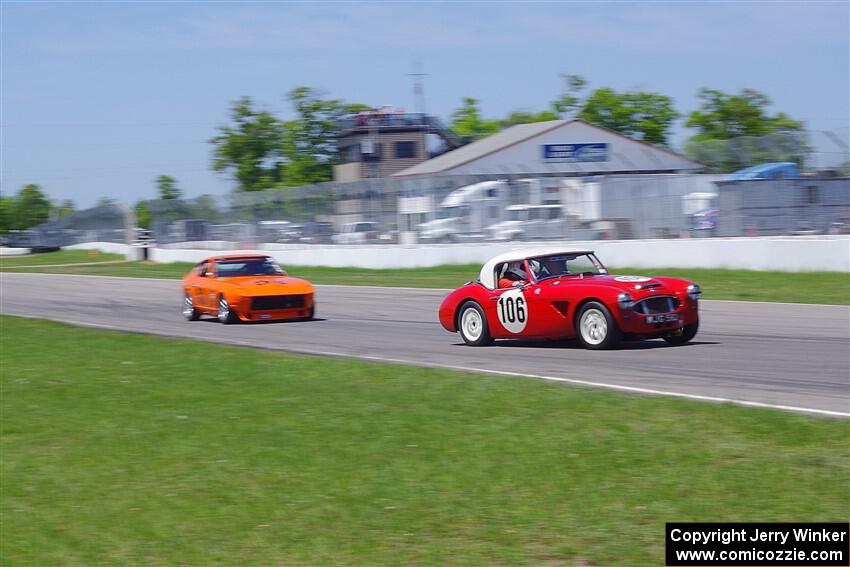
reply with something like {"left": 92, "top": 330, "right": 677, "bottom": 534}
{"left": 217, "top": 295, "right": 238, "bottom": 325}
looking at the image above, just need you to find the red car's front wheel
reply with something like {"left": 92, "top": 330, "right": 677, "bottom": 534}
{"left": 576, "top": 301, "right": 622, "bottom": 350}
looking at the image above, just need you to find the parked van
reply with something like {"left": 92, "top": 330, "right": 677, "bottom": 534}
{"left": 332, "top": 221, "right": 381, "bottom": 244}
{"left": 416, "top": 180, "right": 509, "bottom": 243}
{"left": 486, "top": 204, "right": 568, "bottom": 241}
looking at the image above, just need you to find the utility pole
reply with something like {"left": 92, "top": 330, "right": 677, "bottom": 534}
{"left": 408, "top": 58, "right": 429, "bottom": 117}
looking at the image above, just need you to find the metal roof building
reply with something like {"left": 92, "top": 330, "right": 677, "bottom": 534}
{"left": 394, "top": 119, "right": 702, "bottom": 178}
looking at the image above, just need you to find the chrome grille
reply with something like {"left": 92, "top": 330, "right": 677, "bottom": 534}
{"left": 634, "top": 296, "right": 679, "bottom": 315}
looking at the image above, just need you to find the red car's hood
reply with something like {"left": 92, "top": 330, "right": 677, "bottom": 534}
{"left": 539, "top": 273, "right": 676, "bottom": 293}
{"left": 219, "top": 275, "right": 313, "bottom": 296}
{"left": 590, "top": 274, "right": 666, "bottom": 290}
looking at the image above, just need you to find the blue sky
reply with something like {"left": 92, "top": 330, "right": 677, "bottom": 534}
{"left": 2, "top": 1, "right": 848, "bottom": 207}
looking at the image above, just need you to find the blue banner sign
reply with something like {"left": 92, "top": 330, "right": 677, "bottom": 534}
{"left": 542, "top": 143, "right": 608, "bottom": 162}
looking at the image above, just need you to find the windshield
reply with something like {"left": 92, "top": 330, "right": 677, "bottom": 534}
{"left": 528, "top": 253, "right": 606, "bottom": 281}
{"left": 438, "top": 206, "right": 467, "bottom": 219}
{"left": 216, "top": 257, "right": 285, "bottom": 277}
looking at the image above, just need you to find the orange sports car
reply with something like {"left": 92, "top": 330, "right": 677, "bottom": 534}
{"left": 182, "top": 254, "right": 314, "bottom": 324}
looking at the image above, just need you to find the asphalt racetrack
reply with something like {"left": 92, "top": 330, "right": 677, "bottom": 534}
{"left": 2, "top": 272, "right": 848, "bottom": 417}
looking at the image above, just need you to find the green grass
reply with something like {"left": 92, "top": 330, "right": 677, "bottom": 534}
{"left": 0, "top": 248, "right": 124, "bottom": 267}
{"left": 1, "top": 316, "right": 847, "bottom": 566}
{"left": 613, "top": 267, "right": 849, "bottom": 305}
{"left": 2, "top": 249, "right": 848, "bottom": 304}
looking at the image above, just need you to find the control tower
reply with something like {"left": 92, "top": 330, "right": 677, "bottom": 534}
{"left": 334, "top": 107, "right": 465, "bottom": 182}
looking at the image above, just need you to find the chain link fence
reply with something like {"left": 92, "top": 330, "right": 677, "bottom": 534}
{"left": 15, "top": 204, "right": 129, "bottom": 248}
{"left": 684, "top": 131, "right": 809, "bottom": 173}
{"left": 717, "top": 177, "right": 850, "bottom": 237}
{"left": 16, "top": 173, "right": 849, "bottom": 251}
{"left": 144, "top": 173, "right": 848, "bottom": 249}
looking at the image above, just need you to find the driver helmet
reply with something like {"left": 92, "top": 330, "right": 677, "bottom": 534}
{"left": 507, "top": 261, "right": 527, "bottom": 280}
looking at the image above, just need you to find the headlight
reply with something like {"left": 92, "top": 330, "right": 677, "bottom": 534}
{"left": 687, "top": 283, "right": 701, "bottom": 300}
{"left": 617, "top": 292, "right": 634, "bottom": 310}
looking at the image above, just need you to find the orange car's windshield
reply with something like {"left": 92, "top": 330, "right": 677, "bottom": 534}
{"left": 216, "top": 258, "right": 285, "bottom": 278}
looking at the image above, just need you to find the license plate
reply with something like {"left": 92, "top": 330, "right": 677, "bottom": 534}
{"left": 646, "top": 313, "right": 679, "bottom": 324}
{"left": 259, "top": 314, "right": 272, "bottom": 319}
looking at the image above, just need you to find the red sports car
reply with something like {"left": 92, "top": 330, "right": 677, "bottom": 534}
{"left": 438, "top": 248, "right": 701, "bottom": 349}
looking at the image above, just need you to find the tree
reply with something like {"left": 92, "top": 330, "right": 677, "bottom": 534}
{"left": 578, "top": 88, "right": 679, "bottom": 145}
{"left": 210, "top": 91, "right": 367, "bottom": 191}
{"left": 155, "top": 175, "right": 182, "bottom": 200}
{"left": 498, "top": 110, "right": 559, "bottom": 129}
{"left": 449, "top": 97, "right": 501, "bottom": 141}
{"left": 450, "top": 75, "right": 678, "bottom": 144}
{"left": 551, "top": 73, "right": 587, "bottom": 118}
{"left": 279, "top": 87, "right": 368, "bottom": 187}
{"left": 0, "top": 196, "right": 15, "bottom": 234}
{"left": 53, "top": 199, "right": 75, "bottom": 220}
{"left": 210, "top": 97, "right": 287, "bottom": 192}
{"left": 135, "top": 200, "right": 152, "bottom": 229}
{"left": 684, "top": 88, "right": 805, "bottom": 171}
{"left": 686, "top": 88, "right": 803, "bottom": 141}
{"left": 13, "top": 184, "right": 51, "bottom": 230}
{"left": 450, "top": 75, "right": 584, "bottom": 141}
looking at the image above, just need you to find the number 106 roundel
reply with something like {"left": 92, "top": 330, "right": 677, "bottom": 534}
{"left": 438, "top": 248, "right": 701, "bottom": 349}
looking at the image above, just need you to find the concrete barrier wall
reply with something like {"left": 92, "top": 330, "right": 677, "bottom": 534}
{"left": 0, "top": 247, "right": 31, "bottom": 256}
{"left": 149, "top": 236, "right": 850, "bottom": 272}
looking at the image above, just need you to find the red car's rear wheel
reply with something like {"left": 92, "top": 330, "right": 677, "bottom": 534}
{"left": 458, "top": 301, "right": 493, "bottom": 346}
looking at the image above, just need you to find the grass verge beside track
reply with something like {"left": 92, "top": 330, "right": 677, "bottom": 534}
{"left": 0, "top": 248, "right": 124, "bottom": 267}
{"left": 2, "top": 315, "right": 847, "bottom": 565}
{"left": 2, "top": 249, "right": 848, "bottom": 304}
